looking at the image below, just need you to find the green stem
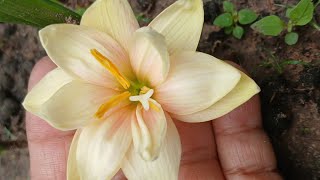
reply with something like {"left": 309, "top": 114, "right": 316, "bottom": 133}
{"left": 311, "top": 20, "right": 320, "bottom": 31}
{"left": 287, "top": 20, "right": 293, "bottom": 32}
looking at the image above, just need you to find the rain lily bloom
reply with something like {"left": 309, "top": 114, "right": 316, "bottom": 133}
{"left": 23, "top": 0, "right": 260, "bottom": 179}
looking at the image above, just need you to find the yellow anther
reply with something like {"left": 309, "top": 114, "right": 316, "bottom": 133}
{"left": 149, "top": 101, "right": 160, "bottom": 112}
{"left": 90, "top": 49, "right": 130, "bottom": 89}
{"left": 140, "top": 86, "right": 151, "bottom": 95}
{"left": 95, "top": 91, "right": 131, "bottom": 119}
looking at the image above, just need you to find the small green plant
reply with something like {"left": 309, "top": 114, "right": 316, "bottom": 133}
{"left": 260, "top": 51, "right": 309, "bottom": 74}
{"left": 136, "top": 14, "right": 152, "bottom": 24}
{"left": 251, "top": 0, "right": 316, "bottom": 45}
{"left": 213, "top": 1, "right": 258, "bottom": 39}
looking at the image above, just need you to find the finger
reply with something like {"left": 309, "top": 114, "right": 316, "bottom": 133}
{"left": 174, "top": 120, "right": 225, "bottom": 179}
{"left": 26, "top": 57, "right": 75, "bottom": 180}
{"left": 212, "top": 95, "right": 282, "bottom": 180}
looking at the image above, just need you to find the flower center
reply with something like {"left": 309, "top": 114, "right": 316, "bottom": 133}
{"left": 90, "top": 49, "right": 157, "bottom": 119}
{"left": 129, "top": 89, "right": 154, "bottom": 110}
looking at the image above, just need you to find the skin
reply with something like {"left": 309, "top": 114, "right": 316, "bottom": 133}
{"left": 27, "top": 57, "right": 283, "bottom": 180}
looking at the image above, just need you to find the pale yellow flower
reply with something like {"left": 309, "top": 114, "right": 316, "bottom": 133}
{"left": 23, "top": 0, "right": 260, "bottom": 179}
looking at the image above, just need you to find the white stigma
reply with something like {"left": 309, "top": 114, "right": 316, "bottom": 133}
{"left": 129, "top": 89, "right": 154, "bottom": 110}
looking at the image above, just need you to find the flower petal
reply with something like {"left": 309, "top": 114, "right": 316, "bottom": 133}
{"left": 131, "top": 99, "right": 167, "bottom": 161}
{"left": 129, "top": 27, "right": 170, "bottom": 87}
{"left": 76, "top": 107, "right": 134, "bottom": 180}
{"left": 149, "top": 0, "right": 204, "bottom": 54}
{"left": 23, "top": 68, "right": 73, "bottom": 115}
{"left": 122, "top": 114, "right": 181, "bottom": 180}
{"left": 172, "top": 71, "right": 261, "bottom": 122}
{"left": 154, "top": 52, "right": 241, "bottom": 115}
{"left": 67, "top": 130, "right": 81, "bottom": 180}
{"left": 39, "top": 24, "right": 133, "bottom": 89}
{"left": 81, "top": 0, "right": 139, "bottom": 51}
{"left": 40, "top": 81, "right": 118, "bottom": 130}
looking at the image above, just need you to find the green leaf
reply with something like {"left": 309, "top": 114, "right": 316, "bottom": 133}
{"left": 136, "top": 14, "right": 152, "bottom": 24}
{"left": 286, "top": 7, "right": 293, "bottom": 17}
{"left": 238, "top": 9, "right": 258, "bottom": 25}
{"left": 233, "top": 26, "right": 244, "bottom": 39}
{"left": 223, "top": 1, "right": 235, "bottom": 13}
{"left": 285, "top": 32, "right": 299, "bottom": 45}
{"left": 287, "top": 0, "right": 314, "bottom": 26}
{"left": 251, "top": 15, "right": 285, "bottom": 36}
{"left": 214, "top": 13, "right": 233, "bottom": 27}
{"left": 0, "top": 0, "right": 81, "bottom": 28}
{"left": 224, "top": 26, "right": 234, "bottom": 34}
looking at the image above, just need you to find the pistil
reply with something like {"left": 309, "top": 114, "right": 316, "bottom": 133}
{"left": 130, "top": 89, "right": 154, "bottom": 110}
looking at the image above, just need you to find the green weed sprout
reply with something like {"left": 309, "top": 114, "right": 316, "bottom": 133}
{"left": 251, "top": 0, "right": 316, "bottom": 45}
{"left": 213, "top": 1, "right": 258, "bottom": 39}
{"left": 136, "top": 14, "right": 152, "bottom": 24}
{"left": 260, "top": 52, "right": 309, "bottom": 74}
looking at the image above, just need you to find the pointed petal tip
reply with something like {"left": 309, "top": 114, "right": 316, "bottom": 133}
{"left": 130, "top": 27, "right": 170, "bottom": 87}
{"left": 81, "top": 0, "right": 139, "bottom": 51}
{"left": 141, "top": 150, "right": 159, "bottom": 161}
{"left": 22, "top": 98, "right": 37, "bottom": 115}
{"left": 39, "top": 25, "right": 61, "bottom": 46}
{"left": 149, "top": 0, "right": 204, "bottom": 54}
{"left": 171, "top": 71, "right": 261, "bottom": 123}
{"left": 131, "top": 102, "right": 167, "bottom": 162}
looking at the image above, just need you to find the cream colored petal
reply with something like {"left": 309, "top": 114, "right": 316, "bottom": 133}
{"left": 154, "top": 52, "right": 241, "bottom": 115}
{"left": 67, "top": 130, "right": 81, "bottom": 180}
{"left": 40, "top": 81, "right": 118, "bottom": 130}
{"left": 76, "top": 107, "right": 134, "bottom": 180}
{"left": 122, "top": 114, "right": 181, "bottom": 180}
{"left": 129, "top": 27, "right": 170, "bottom": 87}
{"left": 81, "top": 0, "right": 139, "bottom": 51}
{"left": 149, "top": 0, "right": 204, "bottom": 54}
{"left": 131, "top": 99, "right": 167, "bottom": 161}
{"left": 23, "top": 68, "right": 73, "bottom": 115}
{"left": 39, "top": 24, "right": 133, "bottom": 89}
{"left": 172, "top": 71, "right": 261, "bottom": 122}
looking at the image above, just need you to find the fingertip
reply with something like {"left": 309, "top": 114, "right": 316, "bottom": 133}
{"left": 213, "top": 95, "right": 262, "bottom": 135}
{"left": 212, "top": 95, "right": 279, "bottom": 178}
{"left": 28, "top": 56, "right": 56, "bottom": 90}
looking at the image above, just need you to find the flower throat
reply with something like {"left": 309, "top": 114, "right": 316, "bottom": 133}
{"left": 90, "top": 49, "right": 157, "bottom": 119}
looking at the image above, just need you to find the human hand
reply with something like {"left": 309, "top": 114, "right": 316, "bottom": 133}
{"left": 27, "top": 57, "right": 282, "bottom": 180}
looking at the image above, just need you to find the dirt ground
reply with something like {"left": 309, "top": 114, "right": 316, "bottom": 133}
{"left": 0, "top": 0, "right": 319, "bottom": 179}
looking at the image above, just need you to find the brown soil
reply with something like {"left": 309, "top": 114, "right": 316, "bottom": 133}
{"left": 0, "top": 0, "right": 319, "bottom": 179}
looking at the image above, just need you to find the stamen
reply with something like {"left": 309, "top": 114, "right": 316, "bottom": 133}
{"left": 130, "top": 89, "right": 154, "bottom": 110}
{"left": 90, "top": 49, "right": 130, "bottom": 89}
{"left": 149, "top": 101, "right": 160, "bottom": 112}
{"left": 95, "top": 91, "right": 131, "bottom": 119}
